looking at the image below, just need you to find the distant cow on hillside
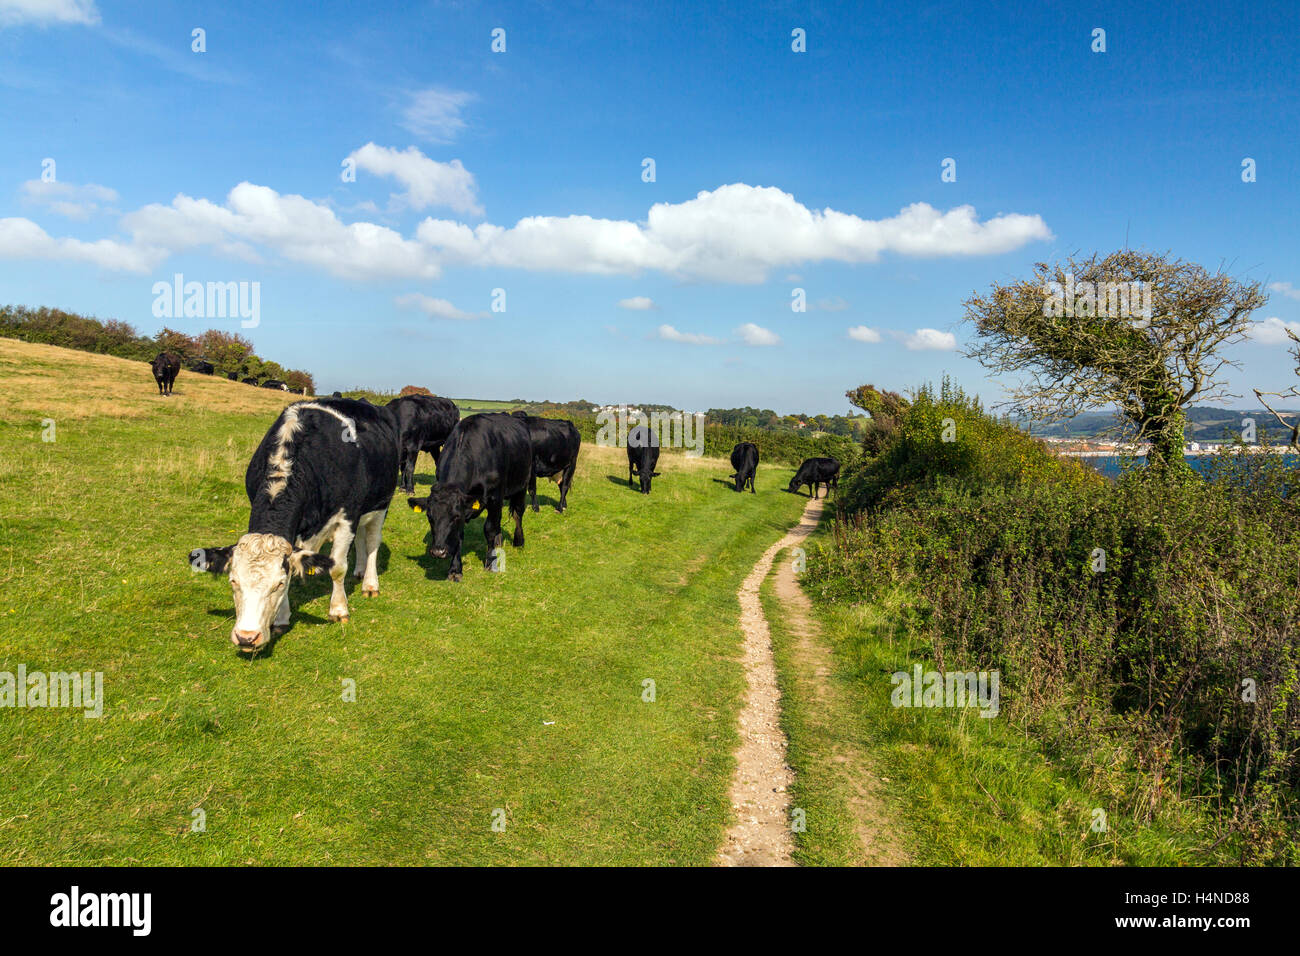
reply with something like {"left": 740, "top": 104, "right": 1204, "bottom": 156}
{"left": 190, "top": 360, "right": 215, "bottom": 375}
{"left": 260, "top": 379, "right": 287, "bottom": 391}
{"left": 627, "top": 423, "right": 661, "bottom": 495}
{"left": 188, "top": 398, "right": 399, "bottom": 652}
{"left": 242, "top": 377, "right": 259, "bottom": 386}
{"left": 406, "top": 413, "right": 533, "bottom": 581}
{"left": 151, "top": 352, "right": 181, "bottom": 396}
{"left": 386, "top": 394, "right": 460, "bottom": 494}
{"left": 787, "top": 457, "right": 840, "bottom": 498}
{"left": 730, "top": 442, "right": 759, "bottom": 493}
{"left": 227, "top": 371, "right": 239, "bottom": 381}
{"left": 512, "top": 411, "right": 581, "bottom": 512}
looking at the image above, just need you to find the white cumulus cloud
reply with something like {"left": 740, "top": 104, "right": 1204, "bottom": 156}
{"left": 902, "top": 328, "right": 957, "bottom": 351}
{"left": 848, "top": 325, "right": 882, "bottom": 343}
{"left": 346, "top": 143, "right": 481, "bottom": 216}
{"left": 1250, "top": 316, "right": 1300, "bottom": 344}
{"left": 736, "top": 322, "right": 779, "bottom": 346}
{"left": 657, "top": 324, "right": 721, "bottom": 345}
{"left": 618, "top": 296, "right": 656, "bottom": 310}
{"left": 395, "top": 293, "right": 486, "bottom": 321}
{"left": 1268, "top": 282, "right": 1300, "bottom": 301}
{"left": 20, "top": 179, "right": 119, "bottom": 220}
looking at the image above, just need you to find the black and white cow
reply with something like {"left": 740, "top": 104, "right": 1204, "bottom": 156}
{"left": 261, "top": 379, "right": 287, "bottom": 391}
{"left": 406, "top": 413, "right": 532, "bottom": 582}
{"left": 189, "top": 398, "right": 399, "bottom": 652}
{"left": 386, "top": 394, "right": 460, "bottom": 494}
{"left": 242, "top": 377, "right": 259, "bottom": 386}
{"left": 730, "top": 441, "right": 759, "bottom": 493}
{"left": 787, "top": 456, "right": 840, "bottom": 498}
{"left": 626, "top": 423, "right": 661, "bottom": 495}
{"left": 151, "top": 352, "right": 181, "bottom": 396}
{"left": 512, "top": 411, "right": 581, "bottom": 512}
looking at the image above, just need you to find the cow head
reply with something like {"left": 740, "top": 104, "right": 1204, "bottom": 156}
{"left": 639, "top": 469, "right": 661, "bottom": 494}
{"left": 408, "top": 486, "right": 480, "bottom": 558}
{"left": 188, "top": 533, "right": 331, "bottom": 651}
{"left": 785, "top": 476, "right": 801, "bottom": 493}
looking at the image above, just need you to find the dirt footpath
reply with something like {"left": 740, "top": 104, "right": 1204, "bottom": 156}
{"left": 717, "top": 496, "right": 824, "bottom": 867}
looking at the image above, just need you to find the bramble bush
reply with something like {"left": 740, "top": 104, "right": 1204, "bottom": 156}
{"left": 809, "top": 382, "right": 1300, "bottom": 861}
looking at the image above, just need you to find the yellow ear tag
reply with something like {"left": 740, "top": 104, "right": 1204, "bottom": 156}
{"left": 413, "top": 505, "right": 424, "bottom": 513}
{"left": 307, "top": 566, "right": 317, "bottom": 575}
{"left": 472, "top": 500, "right": 481, "bottom": 510}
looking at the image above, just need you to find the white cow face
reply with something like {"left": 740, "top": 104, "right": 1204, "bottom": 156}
{"left": 189, "top": 533, "right": 331, "bottom": 651}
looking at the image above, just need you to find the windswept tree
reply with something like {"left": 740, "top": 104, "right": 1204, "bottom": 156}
{"left": 963, "top": 250, "right": 1268, "bottom": 468}
{"left": 846, "top": 384, "right": 910, "bottom": 455}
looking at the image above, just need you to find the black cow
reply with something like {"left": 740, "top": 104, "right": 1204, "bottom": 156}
{"left": 151, "top": 352, "right": 181, "bottom": 396}
{"left": 627, "top": 423, "right": 661, "bottom": 494}
{"left": 406, "top": 413, "right": 532, "bottom": 582}
{"left": 331, "top": 391, "right": 342, "bottom": 398}
{"left": 387, "top": 394, "right": 460, "bottom": 494}
{"left": 261, "top": 379, "right": 287, "bottom": 391}
{"left": 242, "top": 377, "right": 259, "bottom": 386}
{"left": 188, "top": 399, "right": 400, "bottom": 652}
{"left": 730, "top": 442, "right": 759, "bottom": 493}
{"left": 190, "top": 360, "right": 215, "bottom": 375}
{"left": 511, "top": 411, "right": 581, "bottom": 512}
{"left": 227, "top": 371, "right": 239, "bottom": 381}
{"left": 787, "top": 457, "right": 840, "bottom": 498}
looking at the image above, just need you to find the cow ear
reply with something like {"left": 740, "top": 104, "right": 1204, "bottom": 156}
{"left": 189, "top": 547, "right": 232, "bottom": 574}
{"left": 290, "top": 551, "right": 333, "bottom": 578}
{"left": 651, "top": 471, "right": 662, "bottom": 477}
{"left": 407, "top": 497, "right": 428, "bottom": 514}
{"left": 461, "top": 495, "right": 482, "bottom": 520}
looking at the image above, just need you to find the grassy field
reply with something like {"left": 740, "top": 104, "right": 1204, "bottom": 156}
{"left": 0, "top": 339, "right": 808, "bottom": 865}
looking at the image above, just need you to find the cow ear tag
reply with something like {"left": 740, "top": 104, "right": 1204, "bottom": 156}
{"left": 413, "top": 504, "right": 424, "bottom": 513}
{"left": 472, "top": 500, "right": 481, "bottom": 510}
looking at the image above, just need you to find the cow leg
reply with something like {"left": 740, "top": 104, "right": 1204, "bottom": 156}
{"left": 629, "top": 462, "right": 636, "bottom": 488}
{"left": 354, "top": 509, "right": 384, "bottom": 596}
{"left": 509, "top": 489, "right": 526, "bottom": 547}
{"left": 482, "top": 499, "right": 504, "bottom": 571}
{"left": 557, "top": 462, "right": 575, "bottom": 512}
{"left": 327, "top": 523, "right": 355, "bottom": 622}
{"left": 529, "top": 472, "right": 539, "bottom": 513}
{"left": 273, "top": 591, "right": 291, "bottom": 633}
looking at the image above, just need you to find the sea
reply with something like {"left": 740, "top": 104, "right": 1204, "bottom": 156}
{"left": 1079, "top": 453, "right": 1299, "bottom": 480}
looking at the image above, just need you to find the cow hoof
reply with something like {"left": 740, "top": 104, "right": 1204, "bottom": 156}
{"left": 329, "top": 611, "right": 350, "bottom": 623}
{"left": 361, "top": 585, "right": 379, "bottom": 597}
{"left": 447, "top": 572, "right": 462, "bottom": 583}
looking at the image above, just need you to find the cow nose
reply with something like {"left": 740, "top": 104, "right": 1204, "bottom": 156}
{"left": 232, "top": 629, "right": 262, "bottom": 647}
{"left": 429, "top": 546, "right": 448, "bottom": 558}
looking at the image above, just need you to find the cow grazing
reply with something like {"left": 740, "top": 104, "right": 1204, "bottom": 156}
{"left": 386, "top": 394, "right": 460, "bottom": 494}
{"left": 227, "top": 371, "right": 239, "bottom": 381}
{"left": 626, "top": 423, "right": 661, "bottom": 495}
{"left": 261, "top": 379, "right": 287, "bottom": 391}
{"left": 406, "top": 413, "right": 532, "bottom": 582}
{"left": 787, "top": 457, "right": 841, "bottom": 498}
{"left": 511, "top": 411, "right": 581, "bottom": 512}
{"left": 191, "top": 360, "right": 215, "bottom": 375}
{"left": 151, "top": 352, "right": 181, "bottom": 396}
{"left": 242, "top": 377, "right": 259, "bottom": 386}
{"left": 730, "top": 442, "right": 759, "bottom": 493}
{"left": 188, "top": 398, "right": 399, "bottom": 652}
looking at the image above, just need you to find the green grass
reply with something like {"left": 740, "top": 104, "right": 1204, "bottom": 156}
{"left": 0, "top": 341, "right": 807, "bottom": 865}
{"left": 766, "top": 520, "right": 1233, "bottom": 865}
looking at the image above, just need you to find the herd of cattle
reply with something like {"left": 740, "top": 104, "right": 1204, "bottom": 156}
{"left": 179, "top": 368, "right": 840, "bottom": 652}
{"left": 150, "top": 350, "right": 309, "bottom": 397}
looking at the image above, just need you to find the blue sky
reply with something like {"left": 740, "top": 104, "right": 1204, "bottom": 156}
{"left": 1, "top": 0, "right": 1297, "bottom": 413}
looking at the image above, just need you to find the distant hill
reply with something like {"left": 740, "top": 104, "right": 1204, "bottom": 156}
{"left": 1024, "top": 407, "right": 1300, "bottom": 444}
